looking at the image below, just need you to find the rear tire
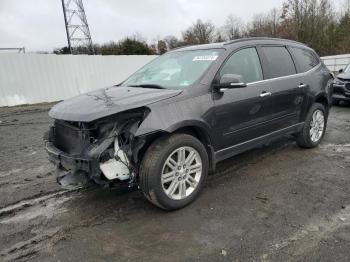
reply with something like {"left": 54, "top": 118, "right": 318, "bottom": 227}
{"left": 139, "top": 134, "right": 209, "bottom": 210}
{"left": 296, "top": 103, "right": 327, "bottom": 148}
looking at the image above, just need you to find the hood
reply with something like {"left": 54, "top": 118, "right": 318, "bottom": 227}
{"left": 337, "top": 72, "right": 350, "bottom": 81}
{"left": 49, "top": 86, "right": 182, "bottom": 122}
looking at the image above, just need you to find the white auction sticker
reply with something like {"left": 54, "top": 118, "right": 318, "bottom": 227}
{"left": 192, "top": 55, "right": 218, "bottom": 61}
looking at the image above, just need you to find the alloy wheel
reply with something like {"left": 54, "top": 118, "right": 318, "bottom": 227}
{"left": 309, "top": 109, "right": 325, "bottom": 143}
{"left": 161, "top": 146, "right": 202, "bottom": 200}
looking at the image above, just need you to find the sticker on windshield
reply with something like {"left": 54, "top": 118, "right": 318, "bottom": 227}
{"left": 192, "top": 55, "right": 218, "bottom": 61}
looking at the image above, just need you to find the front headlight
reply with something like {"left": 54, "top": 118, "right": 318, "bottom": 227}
{"left": 333, "top": 79, "right": 345, "bottom": 86}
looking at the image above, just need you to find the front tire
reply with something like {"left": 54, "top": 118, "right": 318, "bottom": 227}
{"left": 139, "top": 134, "right": 208, "bottom": 210}
{"left": 296, "top": 103, "right": 327, "bottom": 148}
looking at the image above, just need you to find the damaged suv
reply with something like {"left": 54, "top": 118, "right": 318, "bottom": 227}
{"left": 332, "top": 63, "right": 350, "bottom": 105}
{"left": 45, "top": 38, "right": 333, "bottom": 210}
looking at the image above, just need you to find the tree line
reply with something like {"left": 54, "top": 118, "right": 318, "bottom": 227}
{"left": 54, "top": 0, "right": 350, "bottom": 56}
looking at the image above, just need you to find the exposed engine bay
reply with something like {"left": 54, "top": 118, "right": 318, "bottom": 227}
{"left": 45, "top": 107, "right": 150, "bottom": 188}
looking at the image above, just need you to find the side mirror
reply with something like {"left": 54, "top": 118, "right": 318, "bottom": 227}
{"left": 339, "top": 68, "right": 344, "bottom": 74}
{"left": 215, "top": 74, "right": 247, "bottom": 91}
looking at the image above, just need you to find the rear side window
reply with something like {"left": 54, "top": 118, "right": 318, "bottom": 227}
{"left": 289, "top": 47, "right": 319, "bottom": 73}
{"left": 219, "top": 47, "right": 263, "bottom": 83}
{"left": 260, "top": 46, "right": 296, "bottom": 79}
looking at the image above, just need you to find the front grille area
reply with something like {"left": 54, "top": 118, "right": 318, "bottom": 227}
{"left": 53, "top": 121, "right": 94, "bottom": 155}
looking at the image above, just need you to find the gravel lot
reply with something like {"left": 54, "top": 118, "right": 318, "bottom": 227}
{"left": 0, "top": 103, "right": 349, "bottom": 262}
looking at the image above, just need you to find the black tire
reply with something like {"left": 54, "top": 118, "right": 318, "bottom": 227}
{"left": 296, "top": 103, "right": 327, "bottom": 148}
{"left": 139, "top": 133, "right": 209, "bottom": 210}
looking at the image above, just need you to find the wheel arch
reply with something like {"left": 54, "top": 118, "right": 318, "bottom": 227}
{"left": 135, "top": 121, "right": 216, "bottom": 173}
{"left": 314, "top": 92, "right": 331, "bottom": 117}
{"left": 315, "top": 94, "right": 329, "bottom": 109}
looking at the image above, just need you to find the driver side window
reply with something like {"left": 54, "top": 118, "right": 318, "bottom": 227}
{"left": 220, "top": 47, "right": 263, "bottom": 83}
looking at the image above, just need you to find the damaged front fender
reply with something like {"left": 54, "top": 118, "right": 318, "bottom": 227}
{"left": 45, "top": 107, "right": 151, "bottom": 188}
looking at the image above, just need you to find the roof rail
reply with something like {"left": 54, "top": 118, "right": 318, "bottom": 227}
{"left": 223, "top": 37, "right": 306, "bottom": 47}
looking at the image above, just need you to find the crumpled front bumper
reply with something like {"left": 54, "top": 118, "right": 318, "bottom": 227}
{"left": 45, "top": 141, "right": 92, "bottom": 187}
{"left": 44, "top": 116, "right": 144, "bottom": 188}
{"left": 45, "top": 141, "right": 90, "bottom": 172}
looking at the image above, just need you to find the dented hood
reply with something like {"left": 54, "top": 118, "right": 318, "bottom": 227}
{"left": 49, "top": 86, "right": 182, "bottom": 122}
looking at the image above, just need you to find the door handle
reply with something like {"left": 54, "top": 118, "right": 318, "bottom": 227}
{"left": 298, "top": 83, "right": 308, "bottom": 88}
{"left": 260, "top": 91, "right": 272, "bottom": 97}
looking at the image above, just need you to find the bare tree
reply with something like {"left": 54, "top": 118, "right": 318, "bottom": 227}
{"left": 214, "top": 29, "right": 226, "bottom": 42}
{"left": 222, "top": 14, "right": 244, "bottom": 40}
{"left": 164, "top": 35, "right": 180, "bottom": 49}
{"left": 248, "top": 13, "right": 270, "bottom": 37}
{"left": 182, "top": 19, "right": 216, "bottom": 45}
{"left": 281, "top": 0, "right": 336, "bottom": 55}
{"left": 247, "top": 8, "right": 282, "bottom": 37}
{"left": 343, "top": 0, "right": 350, "bottom": 14}
{"left": 56, "top": 0, "right": 350, "bottom": 56}
{"left": 157, "top": 40, "right": 168, "bottom": 54}
{"left": 268, "top": 8, "right": 280, "bottom": 36}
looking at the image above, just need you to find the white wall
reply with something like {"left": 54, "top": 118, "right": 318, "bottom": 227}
{"left": 321, "top": 54, "right": 350, "bottom": 72}
{"left": 1, "top": 53, "right": 349, "bottom": 107}
{"left": 0, "top": 54, "right": 157, "bottom": 107}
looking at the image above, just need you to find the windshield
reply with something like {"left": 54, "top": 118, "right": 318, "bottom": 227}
{"left": 123, "top": 49, "right": 224, "bottom": 89}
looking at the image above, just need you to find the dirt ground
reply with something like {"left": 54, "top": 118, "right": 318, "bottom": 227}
{"left": 0, "top": 103, "right": 349, "bottom": 262}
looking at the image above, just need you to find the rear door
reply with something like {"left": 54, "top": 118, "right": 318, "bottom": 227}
{"left": 257, "top": 45, "right": 304, "bottom": 131}
{"left": 288, "top": 46, "right": 322, "bottom": 118}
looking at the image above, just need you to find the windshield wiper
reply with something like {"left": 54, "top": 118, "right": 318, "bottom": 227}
{"left": 127, "top": 84, "right": 166, "bottom": 89}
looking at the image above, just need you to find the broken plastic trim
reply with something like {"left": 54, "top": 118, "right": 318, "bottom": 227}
{"left": 56, "top": 168, "right": 90, "bottom": 188}
{"left": 100, "top": 138, "right": 131, "bottom": 181}
{"left": 47, "top": 107, "right": 151, "bottom": 189}
{"left": 88, "top": 107, "right": 151, "bottom": 186}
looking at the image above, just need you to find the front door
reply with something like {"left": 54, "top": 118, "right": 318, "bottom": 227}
{"left": 212, "top": 47, "right": 273, "bottom": 151}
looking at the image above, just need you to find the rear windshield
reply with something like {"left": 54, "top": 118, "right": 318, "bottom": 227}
{"left": 123, "top": 49, "right": 224, "bottom": 89}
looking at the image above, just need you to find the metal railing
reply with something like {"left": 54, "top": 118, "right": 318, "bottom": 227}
{"left": 321, "top": 54, "right": 350, "bottom": 73}
{"left": 0, "top": 48, "right": 26, "bottom": 54}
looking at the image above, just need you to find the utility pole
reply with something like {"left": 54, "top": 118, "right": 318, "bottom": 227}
{"left": 61, "top": 0, "right": 94, "bottom": 54}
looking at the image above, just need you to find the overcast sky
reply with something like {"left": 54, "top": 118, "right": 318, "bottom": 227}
{"left": 0, "top": 0, "right": 314, "bottom": 52}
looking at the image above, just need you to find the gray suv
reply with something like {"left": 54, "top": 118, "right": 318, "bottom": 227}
{"left": 45, "top": 38, "right": 334, "bottom": 210}
{"left": 333, "top": 64, "right": 350, "bottom": 104}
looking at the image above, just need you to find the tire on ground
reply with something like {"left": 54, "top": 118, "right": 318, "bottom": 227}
{"left": 296, "top": 103, "right": 327, "bottom": 148}
{"left": 139, "top": 133, "right": 209, "bottom": 210}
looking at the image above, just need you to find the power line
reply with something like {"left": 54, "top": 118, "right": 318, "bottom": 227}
{"left": 61, "top": 0, "right": 94, "bottom": 55}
